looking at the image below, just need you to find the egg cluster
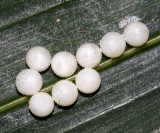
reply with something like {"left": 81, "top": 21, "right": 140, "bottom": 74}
{"left": 15, "top": 21, "right": 149, "bottom": 117}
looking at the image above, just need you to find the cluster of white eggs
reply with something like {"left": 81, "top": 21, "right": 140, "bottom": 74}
{"left": 15, "top": 21, "right": 149, "bottom": 117}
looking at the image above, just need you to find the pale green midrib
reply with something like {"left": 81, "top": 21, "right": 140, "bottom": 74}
{"left": 0, "top": 0, "right": 75, "bottom": 31}
{"left": 0, "top": 35, "right": 160, "bottom": 115}
{"left": 0, "top": 0, "right": 159, "bottom": 31}
{"left": 8, "top": 85, "right": 160, "bottom": 133}
{"left": 2, "top": 35, "right": 160, "bottom": 132}
{"left": 0, "top": 0, "right": 158, "bottom": 71}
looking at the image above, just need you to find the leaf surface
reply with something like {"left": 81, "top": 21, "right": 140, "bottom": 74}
{"left": 0, "top": 0, "right": 160, "bottom": 132}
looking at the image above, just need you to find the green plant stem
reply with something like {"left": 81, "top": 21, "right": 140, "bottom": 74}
{"left": 0, "top": 35, "right": 159, "bottom": 114}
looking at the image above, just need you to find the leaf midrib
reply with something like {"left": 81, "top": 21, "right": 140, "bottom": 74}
{"left": 0, "top": 35, "right": 160, "bottom": 115}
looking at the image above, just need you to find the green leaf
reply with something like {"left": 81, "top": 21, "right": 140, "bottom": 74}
{"left": 0, "top": 0, "right": 160, "bottom": 132}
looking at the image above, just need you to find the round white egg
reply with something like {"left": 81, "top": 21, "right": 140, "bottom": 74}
{"left": 26, "top": 46, "right": 51, "bottom": 72}
{"left": 16, "top": 69, "right": 42, "bottom": 95}
{"left": 52, "top": 80, "right": 78, "bottom": 106}
{"left": 124, "top": 21, "right": 149, "bottom": 47}
{"left": 76, "top": 43, "right": 102, "bottom": 68}
{"left": 51, "top": 51, "right": 77, "bottom": 77}
{"left": 29, "top": 92, "right": 54, "bottom": 117}
{"left": 100, "top": 32, "right": 126, "bottom": 58}
{"left": 76, "top": 68, "right": 101, "bottom": 94}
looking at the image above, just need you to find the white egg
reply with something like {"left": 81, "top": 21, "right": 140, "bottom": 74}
{"left": 16, "top": 69, "right": 42, "bottom": 95}
{"left": 76, "top": 43, "right": 102, "bottom": 68}
{"left": 52, "top": 80, "right": 78, "bottom": 106}
{"left": 29, "top": 92, "right": 54, "bottom": 117}
{"left": 76, "top": 68, "right": 101, "bottom": 94}
{"left": 51, "top": 51, "right": 77, "bottom": 77}
{"left": 124, "top": 21, "right": 149, "bottom": 47}
{"left": 100, "top": 32, "right": 126, "bottom": 58}
{"left": 26, "top": 46, "right": 51, "bottom": 72}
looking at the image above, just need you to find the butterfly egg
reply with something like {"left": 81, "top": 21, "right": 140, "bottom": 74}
{"left": 76, "top": 68, "right": 101, "bottom": 94}
{"left": 100, "top": 32, "right": 126, "bottom": 58}
{"left": 51, "top": 51, "right": 77, "bottom": 77}
{"left": 29, "top": 92, "right": 54, "bottom": 117}
{"left": 26, "top": 46, "right": 51, "bottom": 72}
{"left": 16, "top": 69, "right": 42, "bottom": 95}
{"left": 76, "top": 43, "right": 102, "bottom": 68}
{"left": 52, "top": 80, "right": 78, "bottom": 106}
{"left": 123, "top": 21, "right": 149, "bottom": 47}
